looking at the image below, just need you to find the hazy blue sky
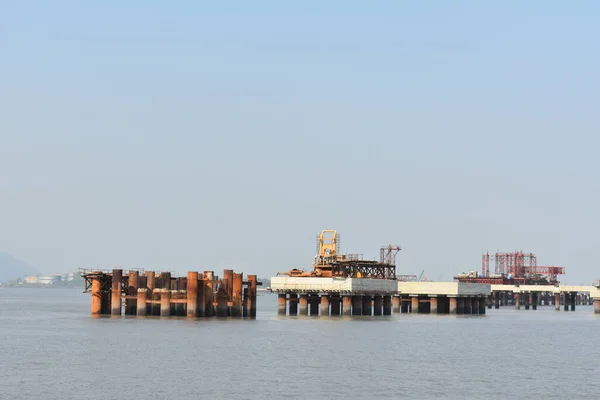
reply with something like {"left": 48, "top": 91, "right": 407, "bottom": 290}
{"left": 1, "top": 1, "right": 599, "bottom": 284}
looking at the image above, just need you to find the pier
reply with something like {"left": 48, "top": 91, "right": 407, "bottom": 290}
{"left": 83, "top": 268, "right": 259, "bottom": 318}
{"left": 489, "top": 284, "right": 600, "bottom": 313}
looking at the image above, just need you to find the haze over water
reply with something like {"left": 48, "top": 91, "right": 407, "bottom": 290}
{"left": 1, "top": 288, "right": 598, "bottom": 400}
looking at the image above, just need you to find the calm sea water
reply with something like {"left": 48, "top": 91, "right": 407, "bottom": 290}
{"left": 1, "top": 288, "right": 599, "bottom": 399}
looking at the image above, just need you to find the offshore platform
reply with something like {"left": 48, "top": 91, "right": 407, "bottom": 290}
{"left": 454, "top": 251, "right": 565, "bottom": 285}
{"left": 281, "top": 230, "right": 399, "bottom": 279}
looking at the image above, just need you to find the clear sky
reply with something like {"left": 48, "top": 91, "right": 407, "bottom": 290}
{"left": 1, "top": 1, "right": 599, "bottom": 284}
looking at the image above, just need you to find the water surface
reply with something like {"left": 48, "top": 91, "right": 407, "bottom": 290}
{"left": 1, "top": 288, "right": 598, "bottom": 399}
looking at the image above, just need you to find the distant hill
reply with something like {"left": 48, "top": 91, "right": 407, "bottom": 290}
{"left": 0, "top": 253, "right": 40, "bottom": 282}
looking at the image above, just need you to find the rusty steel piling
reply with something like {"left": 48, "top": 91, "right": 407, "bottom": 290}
{"left": 232, "top": 273, "right": 243, "bottom": 317}
{"left": 83, "top": 267, "right": 259, "bottom": 321}
{"left": 111, "top": 269, "right": 122, "bottom": 316}
{"left": 187, "top": 271, "right": 198, "bottom": 318}
{"left": 136, "top": 288, "right": 147, "bottom": 316}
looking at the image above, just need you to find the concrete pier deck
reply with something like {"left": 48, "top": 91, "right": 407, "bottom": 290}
{"left": 271, "top": 277, "right": 491, "bottom": 316}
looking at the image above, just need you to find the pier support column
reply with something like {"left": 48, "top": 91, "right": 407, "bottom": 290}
{"left": 299, "top": 294, "right": 309, "bottom": 315}
{"left": 125, "top": 271, "right": 139, "bottom": 315}
{"left": 515, "top": 293, "right": 521, "bottom": 310}
{"left": 430, "top": 297, "right": 438, "bottom": 314}
{"left": 186, "top": 272, "right": 198, "bottom": 318}
{"left": 554, "top": 294, "right": 560, "bottom": 311}
{"left": 494, "top": 292, "right": 500, "bottom": 309}
{"left": 486, "top": 295, "right": 492, "bottom": 309}
{"left": 373, "top": 296, "right": 383, "bottom": 316}
{"left": 410, "top": 296, "right": 419, "bottom": 313}
{"left": 231, "top": 273, "right": 243, "bottom": 317}
{"left": 449, "top": 297, "right": 457, "bottom": 314}
{"left": 471, "top": 297, "right": 478, "bottom": 314}
{"left": 160, "top": 289, "right": 171, "bottom": 317}
{"left": 320, "top": 295, "right": 330, "bottom": 316}
{"left": 392, "top": 296, "right": 400, "bottom": 313}
{"left": 456, "top": 297, "right": 464, "bottom": 314}
{"left": 383, "top": 295, "right": 392, "bottom": 315}
{"left": 136, "top": 288, "right": 147, "bottom": 316}
{"left": 594, "top": 299, "right": 600, "bottom": 314}
{"left": 524, "top": 292, "right": 530, "bottom": 310}
{"left": 570, "top": 292, "right": 576, "bottom": 311}
{"left": 277, "top": 294, "right": 287, "bottom": 315}
{"left": 289, "top": 294, "right": 298, "bottom": 316}
{"left": 401, "top": 297, "right": 409, "bottom": 313}
{"left": 145, "top": 271, "right": 155, "bottom": 315}
{"left": 532, "top": 293, "right": 538, "bottom": 310}
{"left": 362, "top": 296, "right": 372, "bottom": 316}
{"left": 463, "top": 297, "right": 472, "bottom": 314}
{"left": 204, "top": 271, "right": 214, "bottom": 317}
{"left": 479, "top": 297, "right": 486, "bottom": 314}
{"left": 111, "top": 269, "right": 123, "bottom": 316}
{"left": 91, "top": 278, "right": 102, "bottom": 316}
{"left": 342, "top": 296, "right": 352, "bottom": 315}
{"left": 352, "top": 295, "right": 362, "bottom": 316}
{"left": 246, "top": 274, "right": 257, "bottom": 318}
{"left": 309, "top": 295, "right": 320, "bottom": 316}
{"left": 563, "top": 293, "right": 568, "bottom": 311}
{"left": 330, "top": 295, "right": 341, "bottom": 316}
{"left": 217, "top": 288, "right": 228, "bottom": 317}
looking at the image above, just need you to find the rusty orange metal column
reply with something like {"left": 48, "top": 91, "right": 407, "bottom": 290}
{"left": 217, "top": 287, "right": 228, "bottom": 317}
{"left": 430, "top": 296, "right": 438, "bottom": 314}
{"left": 145, "top": 271, "right": 155, "bottom": 315}
{"left": 277, "top": 294, "right": 287, "bottom": 315}
{"left": 136, "top": 288, "right": 147, "bottom": 316}
{"left": 594, "top": 299, "right": 600, "bottom": 314}
{"left": 554, "top": 293, "right": 560, "bottom": 311}
{"left": 288, "top": 294, "right": 298, "bottom": 316}
{"left": 342, "top": 296, "right": 352, "bottom": 315}
{"left": 204, "top": 271, "right": 214, "bottom": 317}
{"left": 91, "top": 278, "right": 102, "bottom": 316}
{"left": 125, "top": 271, "right": 138, "bottom": 315}
{"left": 232, "top": 273, "right": 243, "bottom": 317}
{"left": 299, "top": 294, "right": 309, "bottom": 315}
{"left": 320, "top": 294, "right": 330, "bottom": 316}
{"left": 411, "top": 296, "right": 419, "bottom": 313}
{"left": 449, "top": 297, "right": 457, "bottom": 314}
{"left": 247, "top": 275, "right": 257, "bottom": 318}
{"left": 373, "top": 295, "right": 383, "bottom": 316}
{"left": 392, "top": 296, "right": 400, "bottom": 313}
{"left": 223, "top": 269, "right": 233, "bottom": 301}
{"left": 515, "top": 293, "right": 521, "bottom": 310}
{"left": 160, "top": 289, "right": 171, "bottom": 317}
{"left": 187, "top": 271, "right": 198, "bottom": 317}
{"left": 111, "top": 269, "right": 122, "bottom": 316}
{"left": 197, "top": 276, "right": 206, "bottom": 317}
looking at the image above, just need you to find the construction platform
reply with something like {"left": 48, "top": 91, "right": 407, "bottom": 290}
{"left": 82, "top": 268, "right": 259, "bottom": 318}
{"left": 272, "top": 230, "right": 493, "bottom": 316}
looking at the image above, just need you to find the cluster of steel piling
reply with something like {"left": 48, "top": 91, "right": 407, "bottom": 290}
{"left": 83, "top": 269, "right": 259, "bottom": 318}
{"left": 276, "top": 293, "right": 488, "bottom": 316}
{"left": 489, "top": 291, "right": 596, "bottom": 312}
